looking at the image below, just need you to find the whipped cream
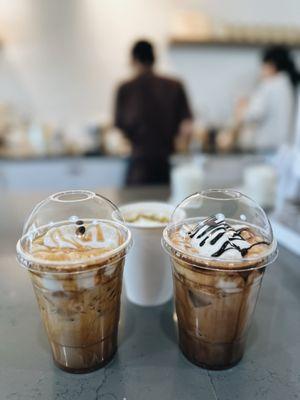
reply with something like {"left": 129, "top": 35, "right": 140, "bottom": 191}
{"left": 176, "top": 215, "right": 269, "bottom": 261}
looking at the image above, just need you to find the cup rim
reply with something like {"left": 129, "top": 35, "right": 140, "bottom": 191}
{"left": 16, "top": 219, "right": 132, "bottom": 273}
{"left": 50, "top": 190, "right": 96, "bottom": 203}
{"left": 162, "top": 218, "right": 278, "bottom": 272}
{"left": 119, "top": 201, "right": 174, "bottom": 229}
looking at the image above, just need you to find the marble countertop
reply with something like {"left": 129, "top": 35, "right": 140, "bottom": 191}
{"left": 1, "top": 187, "right": 299, "bottom": 400}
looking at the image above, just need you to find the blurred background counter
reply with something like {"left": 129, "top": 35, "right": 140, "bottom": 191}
{"left": 0, "top": 152, "right": 269, "bottom": 192}
{"left": 0, "top": 0, "right": 300, "bottom": 257}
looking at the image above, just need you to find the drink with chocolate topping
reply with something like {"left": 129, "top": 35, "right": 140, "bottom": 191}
{"left": 16, "top": 191, "right": 132, "bottom": 373}
{"left": 162, "top": 189, "right": 277, "bottom": 370}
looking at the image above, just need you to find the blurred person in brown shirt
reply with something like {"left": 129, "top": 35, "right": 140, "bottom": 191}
{"left": 114, "top": 40, "right": 193, "bottom": 185}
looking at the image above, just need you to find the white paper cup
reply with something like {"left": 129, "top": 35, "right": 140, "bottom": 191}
{"left": 243, "top": 164, "right": 277, "bottom": 209}
{"left": 119, "top": 202, "right": 174, "bottom": 306}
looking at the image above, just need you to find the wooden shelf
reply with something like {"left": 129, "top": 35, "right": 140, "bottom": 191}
{"left": 169, "top": 38, "right": 300, "bottom": 49}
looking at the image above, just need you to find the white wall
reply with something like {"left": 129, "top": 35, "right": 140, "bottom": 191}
{"left": 0, "top": 0, "right": 299, "bottom": 127}
{"left": 170, "top": 0, "right": 300, "bottom": 122}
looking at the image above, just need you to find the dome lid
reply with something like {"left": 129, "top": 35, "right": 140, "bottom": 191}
{"left": 16, "top": 190, "right": 132, "bottom": 273}
{"left": 162, "top": 189, "right": 278, "bottom": 270}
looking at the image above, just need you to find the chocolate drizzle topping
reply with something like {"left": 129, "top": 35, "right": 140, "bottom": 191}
{"left": 188, "top": 216, "right": 269, "bottom": 258}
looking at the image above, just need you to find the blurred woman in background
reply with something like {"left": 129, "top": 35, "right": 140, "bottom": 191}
{"left": 114, "top": 40, "right": 193, "bottom": 185}
{"left": 236, "top": 46, "right": 299, "bottom": 151}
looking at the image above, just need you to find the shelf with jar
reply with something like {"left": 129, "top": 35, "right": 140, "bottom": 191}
{"left": 169, "top": 11, "right": 300, "bottom": 47}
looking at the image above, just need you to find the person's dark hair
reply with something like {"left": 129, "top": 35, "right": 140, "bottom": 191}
{"left": 132, "top": 40, "right": 155, "bottom": 66}
{"left": 262, "top": 45, "right": 300, "bottom": 88}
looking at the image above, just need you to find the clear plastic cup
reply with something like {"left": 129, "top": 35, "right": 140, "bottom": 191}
{"left": 162, "top": 189, "right": 278, "bottom": 370}
{"left": 16, "top": 190, "right": 132, "bottom": 373}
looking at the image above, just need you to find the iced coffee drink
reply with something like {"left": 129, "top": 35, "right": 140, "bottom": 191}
{"left": 17, "top": 191, "right": 132, "bottom": 373}
{"left": 162, "top": 189, "right": 277, "bottom": 370}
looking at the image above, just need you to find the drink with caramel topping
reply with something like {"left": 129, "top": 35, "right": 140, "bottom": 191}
{"left": 162, "top": 189, "right": 277, "bottom": 370}
{"left": 16, "top": 191, "right": 132, "bottom": 373}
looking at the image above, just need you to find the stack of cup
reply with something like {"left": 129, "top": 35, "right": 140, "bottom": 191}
{"left": 243, "top": 164, "right": 277, "bottom": 209}
{"left": 171, "top": 162, "right": 204, "bottom": 204}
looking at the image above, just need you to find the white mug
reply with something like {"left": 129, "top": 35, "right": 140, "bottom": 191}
{"left": 119, "top": 202, "right": 174, "bottom": 306}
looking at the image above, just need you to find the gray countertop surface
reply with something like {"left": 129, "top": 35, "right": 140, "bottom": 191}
{"left": 0, "top": 150, "right": 272, "bottom": 162}
{"left": 1, "top": 187, "right": 300, "bottom": 400}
